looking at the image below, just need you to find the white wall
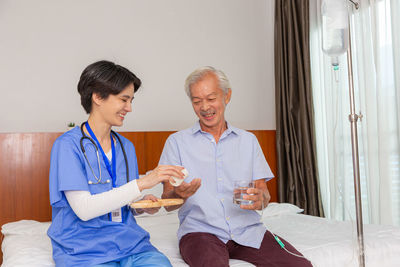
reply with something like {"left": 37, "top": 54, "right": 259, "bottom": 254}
{"left": 0, "top": 0, "right": 275, "bottom": 132}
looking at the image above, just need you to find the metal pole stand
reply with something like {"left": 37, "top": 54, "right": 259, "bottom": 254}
{"left": 346, "top": 1, "right": 365, "bottom": 265}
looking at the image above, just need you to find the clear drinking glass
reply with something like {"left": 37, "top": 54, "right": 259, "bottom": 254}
{"left": 233, "top": 181, "right": 255, "bottom": 205}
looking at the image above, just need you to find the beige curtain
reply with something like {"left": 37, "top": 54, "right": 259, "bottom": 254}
{"left": 274, "top": 0, "right": 323, "bottom": 216}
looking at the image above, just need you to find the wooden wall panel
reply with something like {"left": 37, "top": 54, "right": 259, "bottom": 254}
{"left": 143, "top": 132, "right": 173, "bottom": 171}
{"left": 0, "top": 133, "right": 59, "bottom": 226}
{"left": 119, "top": 132, "right": 146, "bottom": 175}
{"left": 0, "top": 134, "right": 17, "bottom": 225}
{"left": 0, "top": 133, "right": 61, "bottom": 264}
{"left": 0, "top": 130, "right": 277, "bottom": 264}
{"left": 249, "top": 130, "right": 278, "bottom": 203}
{"left": 119, "top": 132, "right": 174, "bottom": 174}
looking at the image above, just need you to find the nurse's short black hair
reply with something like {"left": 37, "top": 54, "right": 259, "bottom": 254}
{"left": 77, "top": 60, "right": 141, "bottom": 114}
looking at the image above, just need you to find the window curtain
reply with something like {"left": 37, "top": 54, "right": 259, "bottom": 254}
{"left": 310, "top": 0, "right": 400, "bottom": 225}
{"left": 275, "top": 0, "right": 324, "bottom": 216}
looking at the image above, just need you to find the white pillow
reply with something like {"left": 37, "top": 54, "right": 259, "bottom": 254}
{"left": 1, "top": 220, "right": 51, "bottom": 236}
{"left": 262, "top": 202, "right": 304, "bottom": 218}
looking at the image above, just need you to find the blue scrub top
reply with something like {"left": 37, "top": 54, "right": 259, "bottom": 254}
{"left": 47, "top": 127, "right": 156, "bottom": 267}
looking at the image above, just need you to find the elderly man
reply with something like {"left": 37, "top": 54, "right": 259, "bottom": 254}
{"left": 160, "top": 67, "right": 312, "bottom": 267}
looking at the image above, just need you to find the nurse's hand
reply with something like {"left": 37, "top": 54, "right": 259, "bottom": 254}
{"left": 137, "top": 165, "right": 185, "bottom": 191}
{"left": 135, "top": 194, "right": 161, "bottom": 215}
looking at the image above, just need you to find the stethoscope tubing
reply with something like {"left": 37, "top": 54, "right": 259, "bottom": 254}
{"left": 79, "top": 122, "right": 130, "bottom": 184}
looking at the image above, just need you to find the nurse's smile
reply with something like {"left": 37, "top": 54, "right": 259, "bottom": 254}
{"left": 119, "top": 113, "right": 126, "bottom": 120}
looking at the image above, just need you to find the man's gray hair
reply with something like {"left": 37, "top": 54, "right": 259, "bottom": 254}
{"left": 184, "top": 66, "right": 231, "bottom": 98}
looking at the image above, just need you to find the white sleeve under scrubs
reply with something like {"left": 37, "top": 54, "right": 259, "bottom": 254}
{"left": 47, "top": 127, "right": 158, "bottom": 267}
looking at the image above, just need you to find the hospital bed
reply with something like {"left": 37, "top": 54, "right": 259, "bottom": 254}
{"left": 1, "top": 131, "right": 400, "bottom": 266}
{"left": 2, "top": 200, "right": 400, "bottom": 267}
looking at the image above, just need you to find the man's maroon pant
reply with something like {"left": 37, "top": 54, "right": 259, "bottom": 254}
{"left": 179, "top": 231, "right": 313, "bottom": 267}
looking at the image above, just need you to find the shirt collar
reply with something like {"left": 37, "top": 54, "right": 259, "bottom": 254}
{"left": 191, "top": 121, "right": 202, "bottom": 134}
{"left": 191, "top": 121, "right": 238, "bottom": 136}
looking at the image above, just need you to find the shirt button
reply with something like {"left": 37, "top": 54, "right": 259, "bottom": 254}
{"left": 226, "top": 216, "right": 230, "bottom": 220}
{"left": 231, "top": 234, "right": 234, "bottom": 238}
{"left": 221, "top": 198, "right": 224, "bottom": 202}
{"left": 218, "top": 177, "right": 222, "bottom": 181}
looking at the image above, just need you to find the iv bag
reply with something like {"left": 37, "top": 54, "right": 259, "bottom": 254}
{"left": 321, "top": 0, "right": 349, "bottom": 57}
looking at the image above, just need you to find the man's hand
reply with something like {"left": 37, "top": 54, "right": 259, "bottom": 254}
{"left": 162, "top": 178, "right": 201, "bottom": 211}
{"left": 174, "top": 178, "right": 201, "bottom": 199}
{"left": 240, "top": 179, "right": 271, "bottom": 210}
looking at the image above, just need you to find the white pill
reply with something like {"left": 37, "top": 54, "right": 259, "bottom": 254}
{"left": 170, "top": 168, "right": 189, "bottom": 187}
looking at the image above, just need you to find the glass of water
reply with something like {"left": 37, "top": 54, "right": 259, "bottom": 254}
{"left": 233, "top": 181, "right": 255, "bottom": 205}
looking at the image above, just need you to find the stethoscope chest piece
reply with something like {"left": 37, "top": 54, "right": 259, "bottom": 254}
{"left": 88, "top": 179, "right": 111, "bottom": 185}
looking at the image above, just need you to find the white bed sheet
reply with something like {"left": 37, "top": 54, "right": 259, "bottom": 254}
{"left": 2, "top": 203, "right": 400, "bottom": 267}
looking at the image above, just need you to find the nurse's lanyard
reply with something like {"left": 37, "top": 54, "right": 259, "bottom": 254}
{"left": 85, "top": 122, "right": 117, "bottom": 187}
{"left": 79, "top": 122, "right": 130, "bottom": 184}
{"left": 84, "top": 122, "right": 126, "bottom": 222}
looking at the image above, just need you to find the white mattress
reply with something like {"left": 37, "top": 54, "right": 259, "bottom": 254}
{"left": 2, "top": 203, "right": 400, "bottom": 267}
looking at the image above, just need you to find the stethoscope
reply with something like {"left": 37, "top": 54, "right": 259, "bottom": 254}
{"left": 80, "top": 122, "right": 130, "bottom": 185}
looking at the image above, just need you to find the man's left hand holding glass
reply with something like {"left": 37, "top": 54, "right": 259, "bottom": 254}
{"left": 240, "top": 179, "right": 271, "bottom": 210}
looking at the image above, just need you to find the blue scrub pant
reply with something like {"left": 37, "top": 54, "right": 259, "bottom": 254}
{"left": 92, "top": 251, "right": 172, "bottom": 267}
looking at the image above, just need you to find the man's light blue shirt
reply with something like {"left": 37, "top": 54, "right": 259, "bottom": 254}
{"left": 159, "top": 122, "right": 274, "bottom": 249}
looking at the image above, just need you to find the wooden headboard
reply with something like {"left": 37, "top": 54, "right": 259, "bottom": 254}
{"left": 0, "top": 130, "right": 277, "bottom": 263}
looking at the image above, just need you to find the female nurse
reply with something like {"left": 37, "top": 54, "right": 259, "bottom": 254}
{"left": 47, "top": 60, "right": 184, "bottom": 267}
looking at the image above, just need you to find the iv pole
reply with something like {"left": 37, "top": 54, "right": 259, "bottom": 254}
{"left": 346, "top": 1, "right": 365, "bottom": 266}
